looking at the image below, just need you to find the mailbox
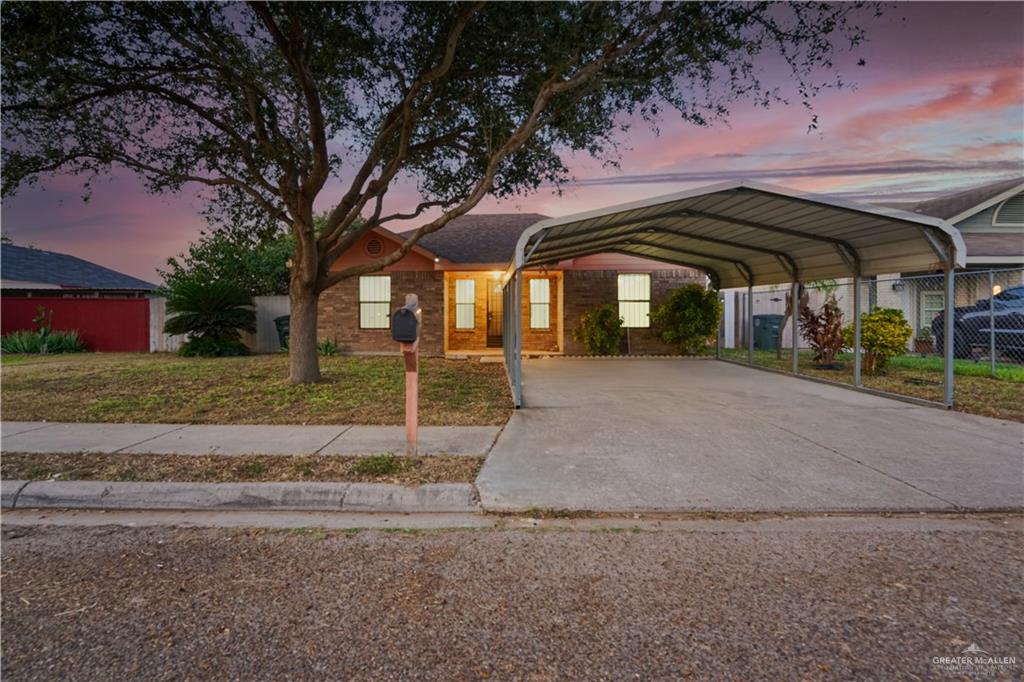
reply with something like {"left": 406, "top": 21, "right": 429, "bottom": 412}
{"left": 391, "top": 301, "right": 420, "bottom": 343}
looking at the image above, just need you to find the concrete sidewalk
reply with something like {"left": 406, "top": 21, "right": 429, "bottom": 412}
{"left": 0, "top": 422, "right": 499, "bottom": 457}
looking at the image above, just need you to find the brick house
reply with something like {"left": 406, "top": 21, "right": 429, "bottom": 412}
{"left": 317, "top": 214, "right": 704, "bottom": 356}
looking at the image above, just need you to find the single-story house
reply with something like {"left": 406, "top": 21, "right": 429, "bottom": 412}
{"left": 1, "top": 244, "right": 157, "bottom": 351}
{"left": 317, "top": 215, "right": 705, "bottom": 356}
{"left": 874, "top": 177, "right": 1024, "bottom": 333}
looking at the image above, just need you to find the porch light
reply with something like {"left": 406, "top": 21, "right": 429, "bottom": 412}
{"left": 891, "top": 279, "right": 906, "bottom": 292}
{"left": 993, "top": 284, "right": 1002, "bottom": 295}
{"left": 434, "top": 257, "right": 440, "bottom": 263}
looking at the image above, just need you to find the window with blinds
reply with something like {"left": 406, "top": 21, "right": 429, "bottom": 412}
{"left": 617, "top": 273, "right": 650, "bottom": 328}
{"left": 359, "top": 275, "right": 391, "bottom": 329}
{"left": 530, "top": 278, "right": 550, "bottom": 329}
{"left": 455, "top": 279, "right": 475, "bottom": 329}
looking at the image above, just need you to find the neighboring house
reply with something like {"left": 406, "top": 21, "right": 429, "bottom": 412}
{"left": 734, "top": 177, "right": 1024, "bottom": 351}
{"left": 1, "top": 244, "right": 156, "bottom": 297}
{"left": 317, "top": 216, "right": 704, "bottom": 356}
{"left": 1, "top": 244, "right": 157, "bottom": 351}
{"left": 876, "top": 177, "right": 1024, "bottom": 336}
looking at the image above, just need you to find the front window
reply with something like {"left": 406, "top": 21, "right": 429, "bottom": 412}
{"left": 530, "top": 278, "right": 551, "bottom": 329}
{"left": 618, "top": 273, "right": 650, "bottom": 328}
{"left": 359, "top": 275, "right": 391, "bottom": 329}
{"left": 455, "top": 279, "right": 476, "bottom": 329}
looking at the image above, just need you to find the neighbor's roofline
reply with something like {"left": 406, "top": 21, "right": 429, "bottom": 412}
{"left": 513, "top": 179, "right": 966, "bottom": 270}
{"left": 945, "top": 181, "right": 1024, "bottom": 225}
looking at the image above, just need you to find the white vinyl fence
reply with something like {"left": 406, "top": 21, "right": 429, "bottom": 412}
{"left": 149, "top": 295, "right": 289, "bottom": 353}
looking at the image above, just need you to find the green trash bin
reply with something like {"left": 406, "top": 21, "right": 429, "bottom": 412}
{"left": 753, "top": 314, "right": 784, "bottom": 350}
{"left": 274, "top": 315, "right": 290, "bottom": 350}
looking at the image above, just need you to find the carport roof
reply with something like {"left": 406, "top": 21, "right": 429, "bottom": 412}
{"left": 514, "top": 180, "right": 965, "bottom": 289}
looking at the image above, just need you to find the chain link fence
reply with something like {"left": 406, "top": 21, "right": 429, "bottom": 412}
{"left": 717, "top": 268, "right": 1024, "bottom": 418}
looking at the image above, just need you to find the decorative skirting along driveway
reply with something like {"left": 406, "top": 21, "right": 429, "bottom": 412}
{"left": 476, "top": 359, "right": 1023, "bottom": 512}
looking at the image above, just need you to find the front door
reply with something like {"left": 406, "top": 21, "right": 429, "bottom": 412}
{"left": 486, "top": 279, "right": 503, "bottom": 347}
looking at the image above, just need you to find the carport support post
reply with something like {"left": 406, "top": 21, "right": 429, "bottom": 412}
{"left": 943, "top": 263, "right": 955, "bottom": 408}
{"left": 790, "top": 281, "right": 799, "bottom": 373}
{"left": 746, "top": 285, "right": 754, "bottom": 364}
{"left": 853, "top": 273, "right": 862, "bottom": 386}
{"left": 989, "top": 270, "right": 996, "bottom": 377}
{"left": 715, "top": 291, "right": 722, "bottom": 359}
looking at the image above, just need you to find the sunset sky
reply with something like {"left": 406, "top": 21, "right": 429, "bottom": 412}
{"left": 2, "top": 1, "right": 1022, "bottom": 283}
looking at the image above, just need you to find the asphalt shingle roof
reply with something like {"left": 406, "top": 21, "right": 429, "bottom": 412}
{"left": 909, "top": 177, "right": 1024, "bottom": 220}
{"left": 1, "top": 244, "right": 157, "bottom": 291}
{"left": 401, "top": 213, "right": 549, "bottom": 263}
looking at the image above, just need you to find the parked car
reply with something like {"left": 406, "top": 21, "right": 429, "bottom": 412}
{"left": 931, "top": 285, "right": 1024, "bottom": 359}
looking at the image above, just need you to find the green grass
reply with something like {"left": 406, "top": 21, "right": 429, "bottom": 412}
{"left": 350, "top": 454, "right": 403, "bottom": 477}
{"left": 719, "top": 348, "right": 1024, "bottom": 422}
{"left": 0, "top": 353, "right": 512, "bottom": 426}
{"left": 886, "top": 354, "right": 1024, "bottom": 382}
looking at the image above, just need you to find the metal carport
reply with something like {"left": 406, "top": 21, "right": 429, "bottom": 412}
{"left": 502, "top": 180, "right": 965, "bottom": 407}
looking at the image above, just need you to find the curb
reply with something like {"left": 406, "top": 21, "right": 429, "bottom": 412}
{"left": 3, "top": 480, "right": 480, "bottom": 513}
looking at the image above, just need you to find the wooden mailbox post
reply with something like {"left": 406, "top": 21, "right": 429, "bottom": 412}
{"left": 391, "top": 293, "right": 421, "bottom": 456}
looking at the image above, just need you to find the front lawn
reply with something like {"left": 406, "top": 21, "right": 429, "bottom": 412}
{"left": 0, "top": 353, "right": 511, "bottom": 425}
{"left": 719, "top": 348, "right": 1024, "bottom": 422}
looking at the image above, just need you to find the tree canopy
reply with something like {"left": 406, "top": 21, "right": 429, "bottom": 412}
{"left": 2, "top": 1, "right": 875, "bottom": 381}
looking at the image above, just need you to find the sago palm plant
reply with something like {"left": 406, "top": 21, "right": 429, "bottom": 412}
{"left": 164, "top": 281, "right": 256, "bottom": 356}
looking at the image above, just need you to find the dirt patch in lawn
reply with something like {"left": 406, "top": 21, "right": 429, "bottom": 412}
{"left": 0, "top": 353, "right": 511, "bottom": 426}
{"left": 1, "top": 453, "right": 483, "bottom": 485}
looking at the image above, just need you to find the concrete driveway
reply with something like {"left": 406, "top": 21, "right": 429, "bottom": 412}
{"left": 476, "top": 359, "right": 1023, "bottom": 512}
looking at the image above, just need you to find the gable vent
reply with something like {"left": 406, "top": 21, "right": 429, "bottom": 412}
{"left": 993, "top": 192, "right": 1024, "bottom": 226}
{"left": 365, "top": 237, "right": 384, "bottom": 256}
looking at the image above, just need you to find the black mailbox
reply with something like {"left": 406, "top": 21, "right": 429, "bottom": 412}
{"left": 391, "top": 305, "right": 419, "bottom": 343}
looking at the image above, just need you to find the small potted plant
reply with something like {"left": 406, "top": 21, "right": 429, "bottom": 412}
{"left": 914, "top": 326, "right": 933, "bottom": 355}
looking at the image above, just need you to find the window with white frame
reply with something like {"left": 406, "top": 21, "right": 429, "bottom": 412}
{"left": 455, "top": 279, "right": 475, "bottom": 329}
{"left": 918, "top": 290, "right": 943, "bottom": 331}
{"left": 359, "top": 275, "right": 391, "bottom": 329}
{"left": 618, "top": 273, "right": 650, "bottom": 328}
{"left": 530, "top": 278, "right": 551, "bottom": 329}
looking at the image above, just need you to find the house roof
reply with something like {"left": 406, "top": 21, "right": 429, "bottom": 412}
{"left": 513, "top": 180, "right": 964, "bottom": 289}
{"left": 1, "top": 244, "right": 157, "bottom": 291}
{"left": 401, "top": 213, "right": 549, "bottom": 263}
{"left": 909, "top": 176, "right": 1024, "bottom": 221}
{"left": 961, "top": 233, "right": 1024, "bottom": 258}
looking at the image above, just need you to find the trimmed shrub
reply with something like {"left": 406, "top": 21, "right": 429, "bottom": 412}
{"left": 178, "top": 336, "right": 250, "bottom": 357}
{"left": 843, "top": 307, "right": 913, "bottom": 374}
{"left": 649, "top": 284, "right": 722, "bottom": 355}
{"left": 572, "top": 304, "right": 625, "bottom": 355}
{"left": 1, "top": 329, "right": 86, "bottom": 354}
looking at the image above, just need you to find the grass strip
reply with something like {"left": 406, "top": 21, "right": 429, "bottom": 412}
{"left": 1, "top": 452, "right": 483, "bottom": 485}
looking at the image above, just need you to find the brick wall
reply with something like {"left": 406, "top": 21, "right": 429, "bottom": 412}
{"left": 520, "top": 272, "right": 561, "bottom": 353}
{"left": 446, "top": 271, "right": 561, "bottom": 353}
{"left": 563, "top": 269, "right": 704, "bottom": 355}
{"left": 318, "top": 271, "right": 444, "bottom": 355}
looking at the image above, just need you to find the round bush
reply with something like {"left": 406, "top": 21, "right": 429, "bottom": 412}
{"left": 649, "top": 284, "right": 722, "bottom": 355}
{"left": 572, "top": 304, "right": 625, "bottom": 355}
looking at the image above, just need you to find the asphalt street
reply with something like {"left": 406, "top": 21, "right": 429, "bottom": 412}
{"left": 1, "top": 516, "right": 1021, "bottom": 680}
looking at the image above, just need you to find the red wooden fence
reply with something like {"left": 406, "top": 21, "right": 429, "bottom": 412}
{"left": 1, "top": 297, "right": 150, "bottom": 352}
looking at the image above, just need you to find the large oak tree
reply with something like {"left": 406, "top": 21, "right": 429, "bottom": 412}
{"left": 2, "top": 1, "right": 873, "bottom": 382}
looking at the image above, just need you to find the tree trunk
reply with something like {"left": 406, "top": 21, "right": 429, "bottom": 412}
{"left": 288, "top": 280, "right": 321, "bottom": 384}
